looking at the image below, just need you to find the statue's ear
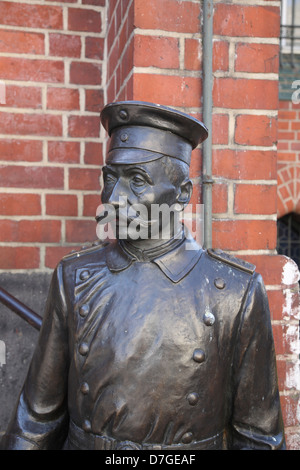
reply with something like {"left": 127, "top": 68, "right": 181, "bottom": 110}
{"left": 177, "top": 179, "right": 193, "bottom": 209}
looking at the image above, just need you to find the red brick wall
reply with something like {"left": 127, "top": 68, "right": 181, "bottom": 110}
{"left": 106, "top": 0, "right": 134, "bottom": 102}
{"left": 0, "top": 0, "right": 105, "bottom": 270}
{"left": 213, "top": 3, "right": 299, "bottom": 449}
{"left": 278, "top": 100, "right": 300, "bottom": 216}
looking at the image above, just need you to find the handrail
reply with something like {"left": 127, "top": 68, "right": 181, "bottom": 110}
{"left": 0, "top": 286, "right": 42, "bottom": 331}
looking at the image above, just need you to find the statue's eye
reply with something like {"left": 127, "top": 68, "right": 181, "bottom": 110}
{"left": 104, "top": 173, "right": 116, "bottom": 185}
{"left": 131, "top": 174, "right": 146, "bottom": 187}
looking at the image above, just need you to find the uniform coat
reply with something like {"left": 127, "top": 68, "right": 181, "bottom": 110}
{"left": 2, "top": 232, "right": 285, "bottom": 450}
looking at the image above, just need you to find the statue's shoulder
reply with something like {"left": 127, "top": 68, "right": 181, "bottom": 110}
{"left": 60, "top": 239, "right": 110, "bottom": 265}
{"left": 206, "top": 248, "right": 256, "bottom": 275}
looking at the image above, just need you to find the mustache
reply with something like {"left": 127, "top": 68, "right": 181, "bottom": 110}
{"left": 95, "top": 204, "right": 157, "bottom": 228}
{"left": 95, "top": 204, "right": 115, "bottom": 224}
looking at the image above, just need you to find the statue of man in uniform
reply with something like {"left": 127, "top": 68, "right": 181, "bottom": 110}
{"left": 2, "top": 101, "right": 285, "bottom": 450}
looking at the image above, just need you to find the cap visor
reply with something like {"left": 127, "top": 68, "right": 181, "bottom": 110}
{"left": 106, "top": 149, "right": 164, "bottom": 165}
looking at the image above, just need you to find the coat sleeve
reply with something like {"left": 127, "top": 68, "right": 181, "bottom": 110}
{"left": 1, "top": 262, "right": 70, "bottom": 450}
{"left": 228, "top": 272, "right": 286, "bottom": 450}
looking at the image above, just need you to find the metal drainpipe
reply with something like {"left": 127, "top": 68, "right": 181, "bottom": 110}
{"left": 202, "top": 0, "right": 214, "bottom": 249}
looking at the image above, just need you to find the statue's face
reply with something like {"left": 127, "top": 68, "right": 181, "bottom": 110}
{"left": 101, "top": 159, "right": 180, "bottom": 241}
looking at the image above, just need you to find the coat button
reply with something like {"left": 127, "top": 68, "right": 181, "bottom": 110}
{"left": 79, "top": 343, "right": 89, "bottom": 356}
{"left": 119, "top": 109, "right": 128, "bottom": 120}
{"left": 80, "top": 382, "right": 89, "bottom": 395}
{"left": 82, "top": 419, "right": 92, "bottom": 433}
{"left": 193, "top": 349, "right": 206, "bottom": 363}
{"left": 214, "top": 278, "right": 226, "bottom": 289}
{"left": 120, "top": 133, "right": 129, "bottom": 142}
{"left": 182, "top": 432, "right": 193, "bottom": 444}
{"left": 80, "top": 270, "right": 90, "bottom": 281}
{"left": 203, "top": 311, "right": 215, "bottom": 326}
{"left": 79, "top": 304, "right": 90, "bottom": 317}
{"left": 187, "top": 392, "right": 199, "bottom": 406}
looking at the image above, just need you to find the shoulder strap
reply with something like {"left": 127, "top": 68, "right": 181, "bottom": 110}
{"left": 207, "top": 249, "right": 256, "bottom": 275}
{"left": 62, "top": 240, "right": 109, "bottom": 261}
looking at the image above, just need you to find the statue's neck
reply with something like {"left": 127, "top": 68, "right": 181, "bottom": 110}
{"left": 120, "top": 226, "right": 184, "bottom": 261}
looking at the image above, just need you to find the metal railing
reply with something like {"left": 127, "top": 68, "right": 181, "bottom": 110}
{"left": 0, "top": 287, "right": 42, "bottom": 331}
{"left": 280, "top": 25, "right": 300, "bottom": 67}
{"left": 280, "top": 0, "right": 300, "bottom": 67}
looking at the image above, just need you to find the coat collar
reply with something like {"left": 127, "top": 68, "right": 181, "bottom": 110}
{"left": 105, "top": 229, "right": 203, "bottom": 283}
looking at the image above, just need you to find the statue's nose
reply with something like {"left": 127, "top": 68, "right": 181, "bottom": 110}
{"left": 107, "top": 180, "right": 127, "bottom": 209}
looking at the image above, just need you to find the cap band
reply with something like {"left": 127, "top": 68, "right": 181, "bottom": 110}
{"left": 106, "top": 149, "right": 165, "bottom": 165}
{"left": 107, "top": 125, "right": 192, "bottom": 165}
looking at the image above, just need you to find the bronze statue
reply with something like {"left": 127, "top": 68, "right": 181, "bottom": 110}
{"left": 1, "top": 101, "right": 285, "bottom": 450}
